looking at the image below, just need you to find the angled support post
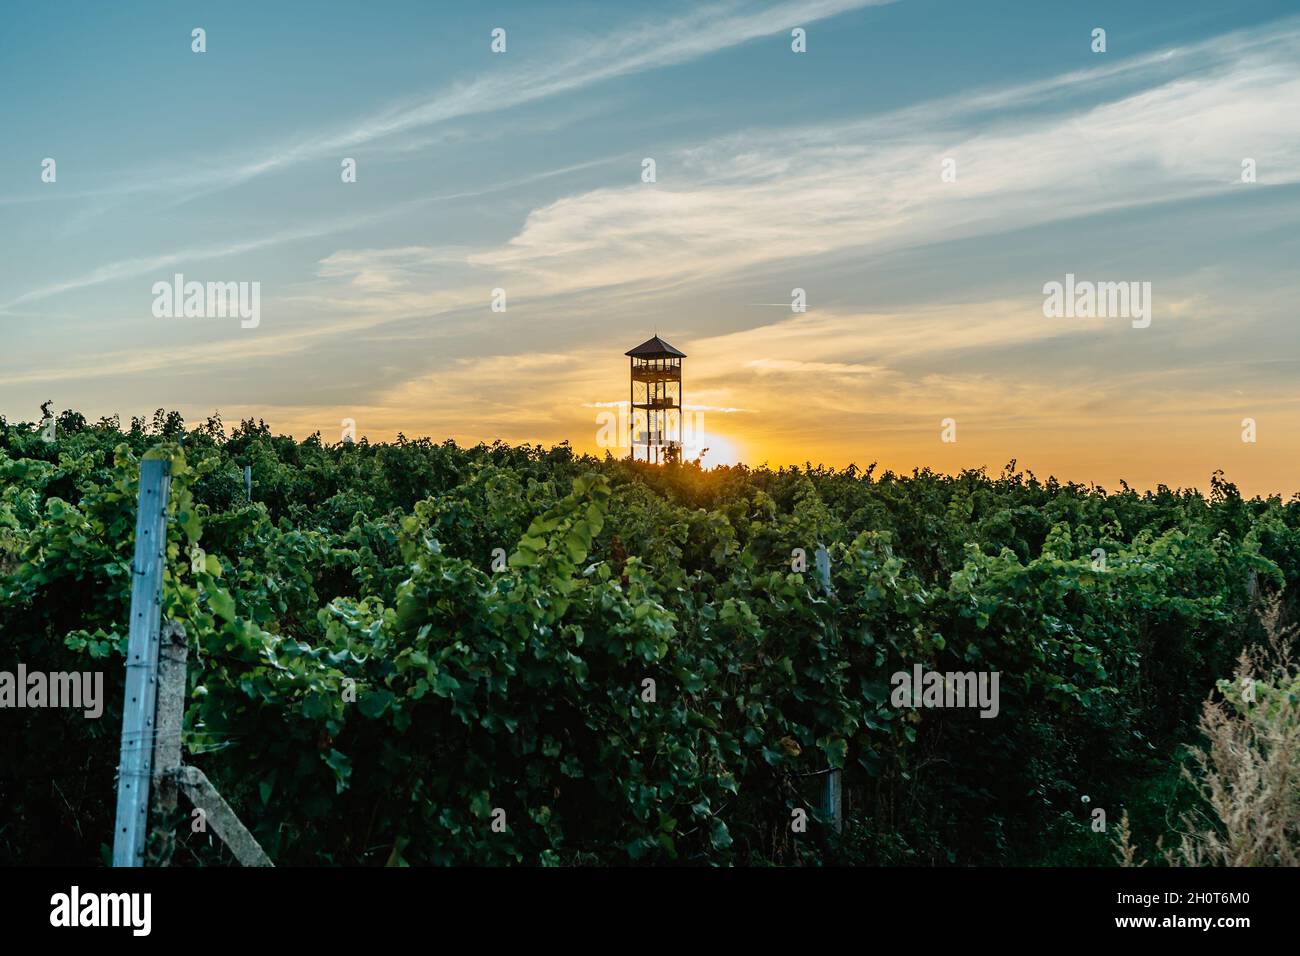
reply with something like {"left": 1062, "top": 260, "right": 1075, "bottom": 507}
{"left": 112, "top": 458, "right": 171, "bottom": 867}
{"left": 180, "top": 767, "right": 273, "bottom": 866}
{"left": 150, "top": 619, "right": 274, "bottom": 866}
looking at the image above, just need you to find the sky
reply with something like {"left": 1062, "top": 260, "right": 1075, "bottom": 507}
{"left": 2, "top": 0, "right": 1299, "bottom": 494}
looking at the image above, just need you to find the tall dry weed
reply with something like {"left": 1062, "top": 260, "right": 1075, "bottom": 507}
{"left": 1116, "top": 597, "right": 1299, "bottom": 866}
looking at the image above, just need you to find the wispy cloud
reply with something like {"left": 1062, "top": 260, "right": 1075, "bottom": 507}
{"left": 307, "top": 20, "right": 1300, "bottom": 336}
{"left": 52, "top": 13, "right": 1288, "bottom": 379}
{"left": 1, "top": 155, "right": 620, "bottom": 312}
{"left": 460, "top": 24, "right": 1300, "bottom": 300}
{"left": 0, "top": 217, "right": 372, "bottom": 312}
{"left": 2, "top": 0, "right": 889, "bottom": 207}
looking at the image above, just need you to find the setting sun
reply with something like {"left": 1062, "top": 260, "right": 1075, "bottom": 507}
{"left": 688, "top": 429, "right": 743, "bottom": 468}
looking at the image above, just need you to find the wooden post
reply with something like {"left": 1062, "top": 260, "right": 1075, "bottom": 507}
{"left": 150, "top": 621, "right": 188, "bottom": 866}
{"left": 112, "top": 459, "right": 171, "bottom": 867}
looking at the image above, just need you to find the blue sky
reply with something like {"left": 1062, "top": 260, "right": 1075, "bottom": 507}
{"left": 2, "top": 0, "right": 1299, "bottom": 491}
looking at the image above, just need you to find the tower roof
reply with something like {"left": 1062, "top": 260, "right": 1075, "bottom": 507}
{"left": 625, "top": 335, "right": 686, "bottom": 359}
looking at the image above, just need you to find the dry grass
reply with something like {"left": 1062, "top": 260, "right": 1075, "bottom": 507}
{"left": 1116, "top": 597, "right": 1300, "bottom": 866}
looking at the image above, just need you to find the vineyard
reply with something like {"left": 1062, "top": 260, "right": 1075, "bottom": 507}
{"left": 2, "top": 408, "right": 1298, "bottom": 866}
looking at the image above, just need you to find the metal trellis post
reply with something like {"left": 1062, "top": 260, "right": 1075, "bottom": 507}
{"left": 112, "top": 458, "right": 171, "bottom": 866}
{"left": 813, "top": 543, "right": 842, "bottom": 834}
